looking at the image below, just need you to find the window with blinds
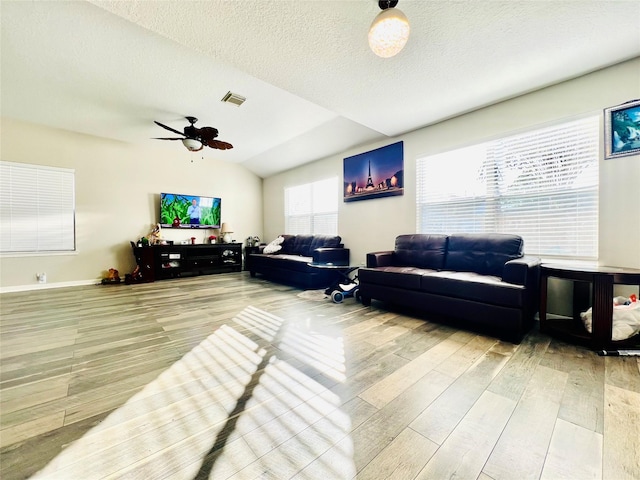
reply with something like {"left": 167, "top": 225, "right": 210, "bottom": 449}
{"left": 417, "top": 115, "right": 599, "bottom": 259}
{"left": 284, "top": 177, "right": 338, "bottom": 235}
{"left": 0, "top": 161, "right": 76, "bottom": 254}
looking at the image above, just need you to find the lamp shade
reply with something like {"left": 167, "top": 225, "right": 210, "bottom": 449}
{"left": 368, "top": 7, "right": 410, "bottom": 58}
{"left": 182, "top": 138, "right": 203, "bottom": 151}
{"left": 220, "top": 222, "right": 233, "bottom": 243}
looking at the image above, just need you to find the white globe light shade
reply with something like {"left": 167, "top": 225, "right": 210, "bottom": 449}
{"left": 182, "top": 138, "right": 203, "bottom": 151}
{"left": 368, "top": 7, "right": 410, "bottom": 58}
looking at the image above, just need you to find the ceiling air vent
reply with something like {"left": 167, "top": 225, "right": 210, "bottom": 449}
{"left": 221, "top": 91, "right": 246, "bottom": 107}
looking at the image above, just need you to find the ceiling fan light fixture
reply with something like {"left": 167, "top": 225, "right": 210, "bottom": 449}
{"left": 182, "top": 138, "right": 203, "bottom": 151}
{"left": 368, "top": 1, "right": 410, "bottom": 58}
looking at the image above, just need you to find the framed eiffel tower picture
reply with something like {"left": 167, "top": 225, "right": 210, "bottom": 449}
{"left": 343, "top": 141, "right": 404, "bottom": 203}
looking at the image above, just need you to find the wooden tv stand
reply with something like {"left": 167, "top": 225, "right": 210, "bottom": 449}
{"left": 132, "top": 244, "right": 242, "bottom": 282}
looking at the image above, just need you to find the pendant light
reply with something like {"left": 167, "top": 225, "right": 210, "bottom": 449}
{"left": 368, "top": 0, "right": 410, "bottom": 58}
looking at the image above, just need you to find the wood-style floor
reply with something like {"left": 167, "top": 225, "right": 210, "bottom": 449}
{"left": 1, "top": 273, "right": 639, "bottom": 480}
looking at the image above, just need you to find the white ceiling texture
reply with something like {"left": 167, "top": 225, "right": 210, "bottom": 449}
{"left": 2, "top": 0, "right": 639, "bottom": 178}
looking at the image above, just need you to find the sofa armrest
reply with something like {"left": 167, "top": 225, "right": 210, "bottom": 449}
{"left": 502, "top": 256, "right": 541, "bottom": 287}
{"left": 313, "top": 247, "right": 350, "bottom": 266}
{"left": 366, "top": 250, "right": 394, "bottom": 268}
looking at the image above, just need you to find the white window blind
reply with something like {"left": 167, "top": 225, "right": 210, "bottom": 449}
{"left": 285, "top": 177, "right": 338, "bottom": 235}
{"left": 0, "top": 161, "right": 76, "bottom": 253}
{"left": 417, "top": 116, "right": 599, "bottom": 259}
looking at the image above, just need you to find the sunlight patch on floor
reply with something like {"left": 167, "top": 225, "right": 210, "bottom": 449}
{"left": 30, "top": 306, "right": 355, "bottom": 480}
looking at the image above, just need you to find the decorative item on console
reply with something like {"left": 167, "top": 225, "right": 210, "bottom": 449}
{"left": 209, "top": 235, "right": 217, "bottom": 244}
{"left": 246, "top": 236, "right": 261, "bottom": 247}
{"left": 148, "top": 223, "right": 162, "bottom": 245}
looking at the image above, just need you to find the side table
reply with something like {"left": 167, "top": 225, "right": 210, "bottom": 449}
{"left": 539, "top": 264, "right": 640, "bottom": 350}
{"left": 244, "top": 245, "right": 262, "bottom": 271}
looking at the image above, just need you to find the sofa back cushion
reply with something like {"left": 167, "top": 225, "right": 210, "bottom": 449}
{"left": 394, "top": 234, "right": 449, "bottom": 270}
{"left": 310, "top": 235, "right": 342, "bottom": 254}
{"left": 279, "top": 235, "right": 297, "bottom": 254}
{"left": 444, "top": 233, "right": 523, "bottom": 276}
{"left": 279, "top": 234, "right": 342, "bottom": 257}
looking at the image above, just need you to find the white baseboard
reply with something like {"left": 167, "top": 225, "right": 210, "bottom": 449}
{"left": 0, "top": 279, "right": 99, "bottom": 294}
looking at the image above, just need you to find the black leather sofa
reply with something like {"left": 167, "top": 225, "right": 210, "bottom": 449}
{"left": 358, "top": 233, "right": 541, "bottom": 342}
{"left": 249, "top": 234, "right": 350, "bottom": 289}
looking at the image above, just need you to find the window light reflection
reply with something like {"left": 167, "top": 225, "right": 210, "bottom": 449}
{"left": 31, "top": 305, "right": 355, "bottom": 479}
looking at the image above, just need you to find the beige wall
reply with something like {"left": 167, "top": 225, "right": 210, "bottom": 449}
{"left": 263, "top": 58, "right": 640, "bottom": 271}
{"left": 2, "top": 59, "right": 638, "bottom": 293}
{"left": 0, "top": 119, "right": 263, "bottom": 290}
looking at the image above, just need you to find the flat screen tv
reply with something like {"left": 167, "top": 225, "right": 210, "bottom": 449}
{"left": 160, "top": 192, "right": 221, "bottom": 229}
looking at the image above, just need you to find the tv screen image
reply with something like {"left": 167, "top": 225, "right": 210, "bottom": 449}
{"left": 160, "top": 193, "right": 221, "bottom": 229}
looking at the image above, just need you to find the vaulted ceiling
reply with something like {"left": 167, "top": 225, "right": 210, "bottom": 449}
{"left": 2, "top": 0, "right": 639, "bottom": 177}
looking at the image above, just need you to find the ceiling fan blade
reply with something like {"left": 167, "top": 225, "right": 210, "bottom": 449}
{"left": 154, "top": 137, "right": 184, "bottom": 140}
{"left": 154, "top": 121, "right": 185, "bottom": 137}
{"left": 198, "top": 126, "right": 219, "bottom": 141}
{"left": 206, "top": 139, "right": 234, "bottom": 150}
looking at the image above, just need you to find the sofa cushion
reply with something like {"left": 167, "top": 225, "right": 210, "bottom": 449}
{"left": 251, "top": 253, "right": 313, "bottom": 273}
{"left": 280, "top": 234, "right": 342, "bottom": 257}
{"left": 358, "top": 266, "right": 433, "bottom": 290}
{"left": 444, "top": 233, "right": 523, "bottom": 276}
{"left": 310, "top": 234, "right": 342, "bottom": 253}
{"left": 279, "top": 235, "right": 296, "bottom": 254}
{"left": 289, "top": 235, "right": 312, "bottom": 256}
{"left": 394, "top": 234, "right": 449, "bottom": 270}
{"left": 420, "top": 270, "right": 525, "bottom": 308}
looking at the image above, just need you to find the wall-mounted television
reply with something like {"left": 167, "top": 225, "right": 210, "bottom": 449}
{"left": 160, "top": 192, "right": 221, "bottom": 229}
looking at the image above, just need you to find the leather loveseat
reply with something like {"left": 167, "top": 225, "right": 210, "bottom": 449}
{"left": 358, "top": 233, "right": 541, "bottom": 342}
{"left": 249, "top": 234, "right": 350, "bottom": 289}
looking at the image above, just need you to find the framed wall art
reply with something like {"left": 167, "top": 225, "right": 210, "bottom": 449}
{"left": 343, "top": 141, "right": 404, "bottom": 203}
{"left": 604, "top": 99, "right": 640, "bottom": 159}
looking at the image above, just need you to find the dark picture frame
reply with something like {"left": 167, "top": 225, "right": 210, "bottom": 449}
{"left": 604, "top": 99, "right": 640, "bottom": 160}
{"left": 343, "top": 141, "right": 404, "bottom": 203}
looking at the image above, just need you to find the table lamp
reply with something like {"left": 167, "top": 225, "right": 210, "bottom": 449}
{"left": 220, "top": 223, "right": 234, "bottom": 243}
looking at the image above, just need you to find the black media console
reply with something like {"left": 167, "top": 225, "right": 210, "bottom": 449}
{"left": 132, "top": 243, "right": 242, "bottom": 282}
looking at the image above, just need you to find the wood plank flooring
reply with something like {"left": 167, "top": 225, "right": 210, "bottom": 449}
{"left": 1, "top": 273, "right": 639, "bottom": 480}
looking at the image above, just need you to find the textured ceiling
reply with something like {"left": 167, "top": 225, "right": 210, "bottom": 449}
{"left": 2, "top": 0, "right": 639, "bottom": 178}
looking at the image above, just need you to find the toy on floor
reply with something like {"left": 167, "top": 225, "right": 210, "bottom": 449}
{"left": 324, "top": 266, "right": 360, "bottom": 303}
{"left": 101, "top": 268, "right": 121, "bottom": 285}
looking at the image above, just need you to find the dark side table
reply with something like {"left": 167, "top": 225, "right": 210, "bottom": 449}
{"left": 539, "top": 264, "right": 640, "bottom": 350}
{"left": 243, "top": 245, "right": 262, "bottom": 271}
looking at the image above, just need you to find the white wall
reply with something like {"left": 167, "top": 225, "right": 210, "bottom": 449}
{"left": 263, "top": 58, "right": 640, "bottom": 270}
{"left": 0, "top": 119, "right": 263, "bottom": 290}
